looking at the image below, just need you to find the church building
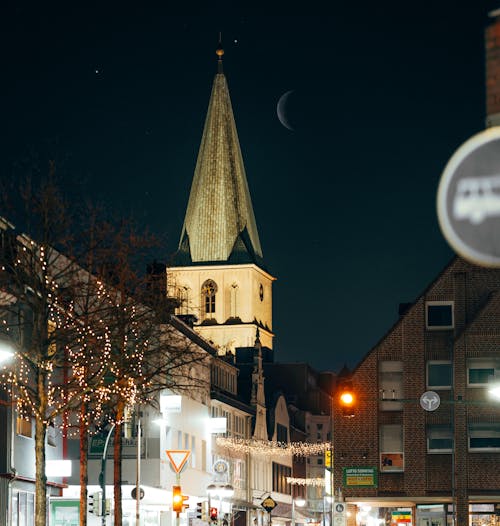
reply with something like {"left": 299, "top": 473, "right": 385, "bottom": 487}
{"left": 168, "top": 45, "right": 275, "bottom": 356}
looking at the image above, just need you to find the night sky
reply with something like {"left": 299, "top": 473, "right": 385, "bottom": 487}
{"left": 0, "top": 5, "right": 496, "bottom": 372}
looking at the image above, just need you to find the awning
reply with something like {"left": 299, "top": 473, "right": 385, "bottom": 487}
{"left": 271, "top": 503, "right": 310, "bottom": 521}
{"left": 231, "top": 499, "right": 259, "bottom": 511}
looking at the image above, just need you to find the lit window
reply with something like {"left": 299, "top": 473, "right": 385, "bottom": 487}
{"left": 427, "top": 361, "right": 452, "bottom": 389}
{"left": 469, "top": 423, "right": 500, "bottom": 451}
{"left": 379, "top": 424, "right": 404, "bottom": 472}
{"left": 426, "top": 301, "right": 454, "bottom": 329}
{"left": 467, "top": 359, "right": 500, "bottom": 387}
{"left": 427, "top": 425, "right": 453, "bottom": 453}
{"left": 201, "top": 280, "right": 217, "bottom": 316}
{"left": 16, "top": 416, "right": 32, "bottom": 438}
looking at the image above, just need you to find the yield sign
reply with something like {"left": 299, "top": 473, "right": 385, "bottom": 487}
{"left": 166, "top": 450, "right": 191, "bottom": 473}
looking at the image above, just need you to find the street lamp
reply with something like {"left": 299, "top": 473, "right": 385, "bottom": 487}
{"left": 207, "top": 483, "right": 234, "bottom": 524}
{"left": 292, "top": 498, "right": 306, "bottom": 526}
{"left": 0, "top": 335, "right": 15, "bottom": 364}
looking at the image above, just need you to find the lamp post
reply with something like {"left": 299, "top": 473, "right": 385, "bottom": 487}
{"left": 100, "top": 423, "right": 115, "bottom": 525}
{"left": 292, "top": 498, "right": 306, "bottom": 526}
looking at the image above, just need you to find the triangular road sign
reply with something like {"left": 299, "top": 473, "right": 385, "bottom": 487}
{"left": 166, "top": 450, "right": 191, "bottom": 473}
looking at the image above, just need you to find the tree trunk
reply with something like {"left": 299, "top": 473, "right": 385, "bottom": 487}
{"left": 35, "top": 406, "right": 48, "bottom": 526}
{"left": 113, "top": 400, "right": 124, "bottom": 526}
{"left": 79, "top": 402, "right": 88, "bottom": 526}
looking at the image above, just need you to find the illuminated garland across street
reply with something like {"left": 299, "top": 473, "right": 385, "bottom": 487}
{"left": 216, "top": 437, "right": 330, "bottom": 457}
{"left": 286, "top": 477, "right": 325, "bottom": 487}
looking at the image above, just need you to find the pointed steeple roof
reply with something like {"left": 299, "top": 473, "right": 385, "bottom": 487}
{"left": 178, "top": 45, "right": 263, "bottom": 265}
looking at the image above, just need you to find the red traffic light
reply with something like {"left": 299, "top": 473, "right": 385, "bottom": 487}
{"left": 210, "top": 507, "right": 218, "bottom": 522}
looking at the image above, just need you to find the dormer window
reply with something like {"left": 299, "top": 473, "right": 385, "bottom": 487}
{"left": 202, "top": 280, "right": 217, "bottom": 316}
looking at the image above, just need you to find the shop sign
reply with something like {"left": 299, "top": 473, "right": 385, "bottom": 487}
{"left": 50, "top": 499, "right": 79, "bottom": 526}
{"left": 342, "top": 467, "right": 378, "bottom": 487}
{"left": 89, "top": 435, "right": 145, "bottom": 458}
{"left": 392, "top": 510, "right": 412, "bottom": 523}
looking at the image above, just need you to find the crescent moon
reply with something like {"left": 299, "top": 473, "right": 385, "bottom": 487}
{"left": 277, "top": 90, "right": 294, "bottom": 131}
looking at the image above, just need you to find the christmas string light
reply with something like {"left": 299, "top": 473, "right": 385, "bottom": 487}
{"left": 286, "top": 477, "right": 325, "bottom": 487}
{"left": 216, "top": 437, "right": 330, "bottom": 457}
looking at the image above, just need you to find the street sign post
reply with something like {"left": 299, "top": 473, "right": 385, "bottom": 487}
{"left": 261, "top": 496, "right": 277, "bottom": 513}
{"left": 333, "top": 502, "right": 346, "bottom": 526}
{"left": 166, "top": 450, "right": 191, "bottom": 473}
{"left": 437, "top": 127, "right": 500, "bottom": 267}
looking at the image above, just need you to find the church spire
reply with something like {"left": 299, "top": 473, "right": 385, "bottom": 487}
{"left": 177, "top": 44, "right": 263, "bottom": 265}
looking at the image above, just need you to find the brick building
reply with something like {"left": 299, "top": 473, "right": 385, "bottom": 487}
{"left": 333, "top": 258, "right": 500, "bottom": 525}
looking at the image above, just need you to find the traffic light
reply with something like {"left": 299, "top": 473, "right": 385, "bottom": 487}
{"left": 172, "top": 485, "right": 189, "bottom": 515}
{"left": 88, "top": 492, "right": 102, "bottom": 516}
{"left": 196, "top": 502, "right": 203, "bottom": 519}
{"left": 210, "top": 506, "right": 218, "bottom": 522}
{"left": 172, "top": 485, "right": 183, "bottom": 514}
{"left": 338, "top": 381, "right": 356, "bottom": 417}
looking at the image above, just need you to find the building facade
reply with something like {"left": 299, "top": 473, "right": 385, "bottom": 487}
{"left": 333, "top": 258, "right": 500, "bottom": 526}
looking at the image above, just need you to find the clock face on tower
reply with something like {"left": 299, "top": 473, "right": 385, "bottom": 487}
{"left": 259, "top": 283, "right": 264, "bottom": 301}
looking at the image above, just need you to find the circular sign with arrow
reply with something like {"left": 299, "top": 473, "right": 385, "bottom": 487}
{"left": 420, "top": 391, "right": 441, "bottom": 412}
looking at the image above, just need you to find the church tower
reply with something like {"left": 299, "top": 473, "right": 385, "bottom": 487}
{"left": 168, "top": 44, "right": 275, "bottom": 354}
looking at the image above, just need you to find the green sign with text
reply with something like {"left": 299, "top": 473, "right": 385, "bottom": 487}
{"left": 343, "top": 467, "right": 378, "bottom": 488}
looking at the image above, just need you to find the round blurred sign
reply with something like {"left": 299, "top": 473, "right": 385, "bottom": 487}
{"left": 437, "top": 127, "right": 500, "bottom": 267}
{"left": 131, "top": 487, "right": 145, "bottom": 500}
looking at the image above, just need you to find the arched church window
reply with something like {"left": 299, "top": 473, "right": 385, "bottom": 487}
{"left": 201, "top": 280, "right": 217, "bottom": 315}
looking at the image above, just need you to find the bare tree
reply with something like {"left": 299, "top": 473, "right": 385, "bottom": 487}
{"left": 0, "top": 172, "right": 117, "bottom": 526}
{"left": 0, "top": 169, "right": 209, "bottom": 526}
{"left": 86, "top": 221, "right": 208, "bottom": 526}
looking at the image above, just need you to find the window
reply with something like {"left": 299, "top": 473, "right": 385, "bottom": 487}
{"left": 380, "top": 424, "right": 404, "bottom": 472}
{"left": 234, "top": 415, "right": 246, "bottom": 438}
{"left": 379, "top": 361, "right": 403, "bottom": 410}
{"left": 178, "top": 286, "right": 191, "bottom": 315}
{"left": 276, "top": 423, "right": 288, "bottom": 443}
{"left": 469, "top": 423, "right": 500, "bottom": 451}
{"left": 12, "top": 490, "right": 35, "bottom": 526}
{"left": 467, "top": 359, "right": 500, "bottom": 387}
{"left": 230, "top": 283, "right": 239, "bottom": 318}
{"left": 47, "top": 421, "right": 56, "bottom": 447}
{"left": 427, "top": 425, "right": 453, "bottom": 453}
{"left": 16, "top": 416, "right": 32, "bottom": 438}
{"left": 426, "top": 301, "right": 454, "bottom": 329}
{"left": 191, "top": 436, "right": 196, "bottom": 468}
{"left": 201, "top": 280, "right": 217, "bottom": 316}
{"left": 272, "top": 462, "right": 291, "bottom": 494}
{"left": 427, "top": 361, "right": 452, "bottom": 389}
{"left": 233, "top": 458, "right": 246, "bottom": 490}
{"left": 202, "top": 440, "right": 207, "bottom": 471}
